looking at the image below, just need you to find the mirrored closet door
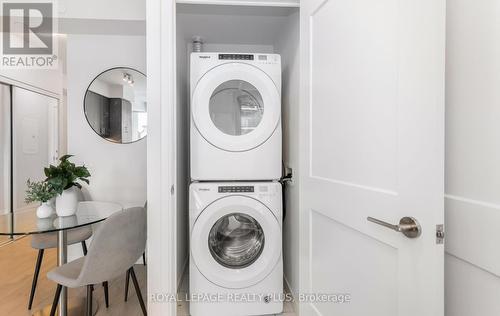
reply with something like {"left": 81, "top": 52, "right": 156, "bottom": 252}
{"left": 0, "top": 83, "right": 58, "bottom": 242}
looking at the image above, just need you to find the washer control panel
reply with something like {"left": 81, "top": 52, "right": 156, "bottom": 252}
{"left": 218, "top": 185, "right": 254, "bottom": 193}
{"left": 218, "top": 54, "right": 254, "bottom": 60}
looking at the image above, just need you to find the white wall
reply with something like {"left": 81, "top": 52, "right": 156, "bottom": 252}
{"left": 0, "top": 34, "right": 65, "bottom": 97}
{"left": 445, "top": 1, "right": 500, "bottom": 315}
{"left": 58, "top": 0, "right": 145, "bottom": 21}
{"left": 66, "top": 34, "right": 146, "bottom": 207}
{"left": 0, "top": 67, "right": 62, "bottom": 97}
{"left": 87, "top": 79, "right": 114, "bottom": 98}
{"left": 176, "top": 4, "right": 295, "bottom": 47}
{"left": 275, "top": 10, "right": 300, "bottom": 300}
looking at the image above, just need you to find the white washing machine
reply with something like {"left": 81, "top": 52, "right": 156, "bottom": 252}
{"left": 189, "top": 182, "right": 283, "bottom": 316}
{"left": 190, "top": 52, "right": 282, "bottom": 181}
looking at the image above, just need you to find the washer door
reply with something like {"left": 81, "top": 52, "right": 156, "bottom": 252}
{"left": 191, "top": 196, "right": 281, "bottom": 289}
{"left": 192, "top": 63, "right": 280, "bottom": 152}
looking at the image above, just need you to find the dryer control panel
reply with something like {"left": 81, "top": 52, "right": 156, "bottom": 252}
{"left": 218, "top": 185, "right": 254, "bottom": 193}
{"left": 218, "top": 53, "right": 254, "bottom": 60}
{"left": 214, "top": 53, "right": 279, "bottom": 64}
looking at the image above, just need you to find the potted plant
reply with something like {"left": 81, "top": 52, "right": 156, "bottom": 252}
{"left": 44, "top": 155, "right": 91, "bottom": 216}
{"left": 25, "top": 179, "right": 57, "bottom": 218}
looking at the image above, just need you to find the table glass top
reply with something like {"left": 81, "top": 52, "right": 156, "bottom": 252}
{"left": 0, "top": 201, "right": 123, "bottom": 235}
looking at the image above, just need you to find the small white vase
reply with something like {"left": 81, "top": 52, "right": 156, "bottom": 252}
{"left": 36, "top": 202, "right": 55, "bottom": 219}
{"left": 56, "top": 187, "right": 79, "bottom": 217}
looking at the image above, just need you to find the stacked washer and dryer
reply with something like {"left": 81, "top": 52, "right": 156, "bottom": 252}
{"left": 189, "top": 52, "right": 284, "bottom": 316}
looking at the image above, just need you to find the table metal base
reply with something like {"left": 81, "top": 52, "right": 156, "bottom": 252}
{"left": 57, "top": 230, "right": 67, "bottom": 316}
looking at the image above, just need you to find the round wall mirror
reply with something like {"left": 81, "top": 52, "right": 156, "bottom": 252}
{"left": 84, "top": 67, "right": 147, "bottom": 143}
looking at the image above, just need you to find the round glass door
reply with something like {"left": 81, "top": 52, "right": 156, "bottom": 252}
{"left": 209, "top": 80, "right": 264, "bottom": 136}
{"left": 208, "top": 213, "right": 265, "bottom": 268}
{"left": 191, "top": 63, "right": 281, "bottom": 152}
{"left": 190, "top": 195, "right": 281, "bottom": 289}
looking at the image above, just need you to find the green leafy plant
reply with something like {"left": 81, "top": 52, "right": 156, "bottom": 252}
{"left": 44, "top": 155, "right": 91, "bottom": 195}
{"left": 25, "top": 179, "right": 56, "bottom": 204}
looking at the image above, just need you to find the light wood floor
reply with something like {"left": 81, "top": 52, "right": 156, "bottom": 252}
{"left": 0, "top": 236, "right": 295, "bottom": 316}
{"left": 0, "top": 236, "right": 147, "bottom": 316}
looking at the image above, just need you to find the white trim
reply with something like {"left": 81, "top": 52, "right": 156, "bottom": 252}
{"left": 176, "top": 0, "right": 300, "bottom": 8}
{"left": 445, "top": 194, "right": 500, "bottom": 211}
{"left": 445, "top": 252, "right": 500, "bottom": 279}
{"left": 0, "top": 75, "right": 60, "bottom": 100}
{"left": 146, "top": 0, "right": 177, "bottom": 315}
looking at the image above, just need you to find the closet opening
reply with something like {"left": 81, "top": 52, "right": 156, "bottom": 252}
{"left": 175, "top": 3, "right": 300, "bottom": 315}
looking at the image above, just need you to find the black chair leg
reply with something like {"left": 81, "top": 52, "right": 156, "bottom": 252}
{"left": 83, "top": 239, "right": 90, "bottom": 293}
{"left": 86, "top": 285, "right": 93, "bottom": 316}
{"left": 81, "top": 241, "right": 88, "bottom": 255}
{"left": 124, "top": 269, "right": 130, "bottom": 301}
{"left": 129, "top": 267, "right": 147, "bottom": 316}
{"left": 103, "top": 281, "right": 109, "bottom": 308}
{"left": 142, "top": 252, "right": 146, "bottom": 265}
{"left": 28, "top": 249, "right": 44, "bottom": 309}
{"left": 49, "top": 284, "right": 62, "bottom": 316}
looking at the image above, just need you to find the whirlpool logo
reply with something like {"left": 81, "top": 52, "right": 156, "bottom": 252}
{"left": 1, "top": 0, "right": 58, "bottom": 69}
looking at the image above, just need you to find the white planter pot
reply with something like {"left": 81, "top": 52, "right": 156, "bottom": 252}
{"left": 36, "top": 202, "right": 54, "bottom": 219}
{"left": 56, "top": 187, "right": 79, "bottom": 217}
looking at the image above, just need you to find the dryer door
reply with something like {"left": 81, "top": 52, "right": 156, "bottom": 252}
{"left": 192, "top": 63, "right": 280, "bottom": 152}
{"left": 191, "top": 195, "right": 281, "bottom": 289}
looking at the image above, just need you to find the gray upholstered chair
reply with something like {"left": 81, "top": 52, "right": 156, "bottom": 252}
{"left": 47, "top": 207, "right": 147, "bottom": 316}
{"left": 28, "top": 226, "right": 93, "bottom": 310}
{"left": 124, "top": 201, "right": 147, "bottom": 301}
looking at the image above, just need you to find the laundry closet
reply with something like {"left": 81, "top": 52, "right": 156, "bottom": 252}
{"left": 146, "top": 1, "right": 446, "bottom": 315}
{"left": 175, "top": 3, "right": 300, "bottom": 316}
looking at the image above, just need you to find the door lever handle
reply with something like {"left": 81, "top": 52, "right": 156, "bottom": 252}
{"left": 367, "top": 216, "right": 422, "bottom": 238}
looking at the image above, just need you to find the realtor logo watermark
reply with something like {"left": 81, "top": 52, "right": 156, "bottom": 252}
{"left": 1, "top": 0, "right": 58, "bottom": 68}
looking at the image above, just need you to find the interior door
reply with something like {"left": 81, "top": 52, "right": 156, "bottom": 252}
{"left": 299, "top": 0, "right": 445, "bottom": 315}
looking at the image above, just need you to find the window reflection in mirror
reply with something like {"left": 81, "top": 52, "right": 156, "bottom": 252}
{"left": 84, "top": 68, "right": 147, "bottom": 143}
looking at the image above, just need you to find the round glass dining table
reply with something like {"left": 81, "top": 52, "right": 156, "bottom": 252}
{"left": 0, "top": 201, "right": 123, "bottom": 316}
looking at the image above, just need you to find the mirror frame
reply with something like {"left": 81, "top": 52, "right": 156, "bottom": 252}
{"left": 83, "top": 66, "right": 147, "bottom": 144}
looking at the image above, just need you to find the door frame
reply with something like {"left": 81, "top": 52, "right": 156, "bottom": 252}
{"left": 146, "top": 0, "right": 178, "bottom": 315}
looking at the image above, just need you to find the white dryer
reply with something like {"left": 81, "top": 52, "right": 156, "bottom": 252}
{"left": 189, "top": 182, "right": 283, "bottom": 316}
{"left": 190, "top": 52, "right": 282, "bottom": 181}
